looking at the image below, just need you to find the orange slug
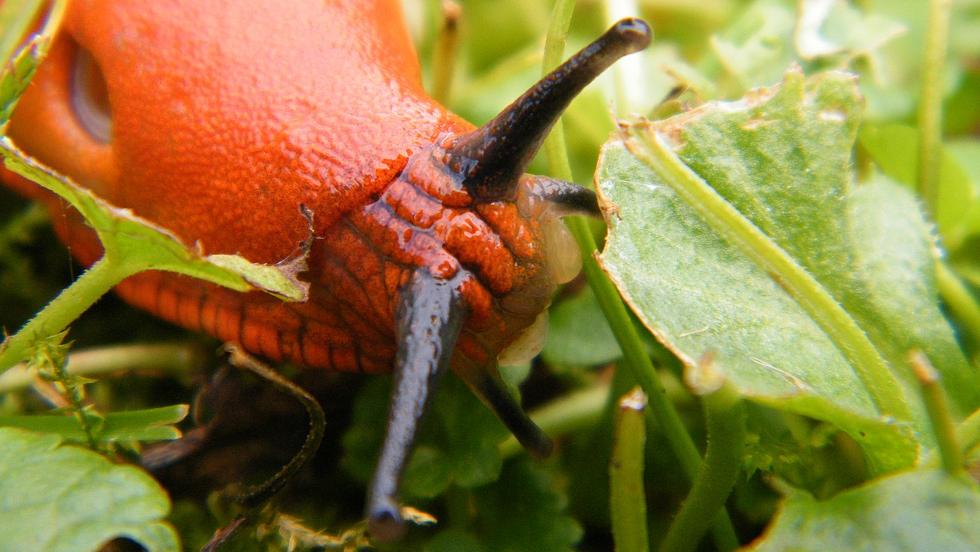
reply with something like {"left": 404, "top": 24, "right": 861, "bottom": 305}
{"left": 1, "top": 0, "right": 649, "bottom": 539}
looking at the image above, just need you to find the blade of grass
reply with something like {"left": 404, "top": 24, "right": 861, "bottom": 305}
{"left": 540, "top": 1, "right": 738, "bottom": 549}
{"left": 610, "top": 387, "right": 649, "bottom": 552}
{"left": 917, "top": 0, "right": 951, "bottom": 213}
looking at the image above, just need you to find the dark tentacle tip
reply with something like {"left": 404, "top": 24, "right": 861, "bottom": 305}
{"left": 611, "top": 17, "right": 653, "bottom": 52}
{"left": 528, "top": 433, "right": 555, "bottom": 460}
{"left": 368, "top": 501, "right": 407, "bottom": 543}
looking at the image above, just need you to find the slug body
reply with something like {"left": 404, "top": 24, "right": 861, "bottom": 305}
{"left": 3, "top": 0, "right": 650, "bottom": 539}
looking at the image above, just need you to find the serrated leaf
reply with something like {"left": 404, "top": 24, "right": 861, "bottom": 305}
{"left": 0, "top": 427, "right": 178, "bottom": 552}
{"left": 749, "top": 469, "right": 980, "bottom": 551}
{"left": 859, "top": 124, "right": 980, "bottom": 251}
{"left": 0, "top": 143, "right": 308, "bottom": 302}
{"left": 472, "top": 459, "right": 582, "bottom": 552}
{"left": 597, "top": 70, "right": 959, "bottom": 471}
{"left": 0, "top": 1, "right": 62, "bottom": 128}
{"left": 0, "top": 404, "right": 189, "bottom": 442}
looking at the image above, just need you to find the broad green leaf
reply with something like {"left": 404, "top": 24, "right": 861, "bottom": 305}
{"left": 624, "top": 69, "right": 975, "bottom": 415}
{"left": 708, "top": 0, "right": 795, "bottom": 90}
{"left": 597, "top": 70, "right": 942, "bottom": 471}
{"left": 749, "top": 469, "right": 980, "bottom": 551}
{"left": 859, "top": 124, "right": 980, "bottom": 251}
{"left": 472, "top": 459, "right": 582, "bottom": 552}
{"left": 0, "top": 404, "right": 189, "bottom": 442}
{"left": 845, "top": 175, "right": 978, "bottom": 415}
{"left": 0, "top": 427, "right": 178, "bottom": 552}
{"left": 543, "top": 287, "right": 622, "bottom": 367}
{"left": 795, "top": 0, "right": 905, "bottom": 67}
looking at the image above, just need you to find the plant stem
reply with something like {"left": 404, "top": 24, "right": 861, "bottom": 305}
{"left": 610, "top": 387, "right": 649, "bottom": 552}
{"left": 660, "top": 381, "right": 745, "bottom": 552}
{"left": 917, "top": 0, "right": 951, "bottom": 213}
{"left": 430, "top": 0, "right": 461, "bottom": 105}
{"left": 957, "top": 407, "right": 980, "bottom": 455}
{"left": 909, "top": 350, "right": 964, "bottom": 475}
{"left": 0, "top": 342, "right": 207, "bottom": 393}
{"left": 628, "top": 130, "right": 911, "bottom": 423}
{"left": 0, "top": 257, "right": 132, "bottom": 372}
{"left": 540, "top": 2, "right": 738, "bottom": 549}
{"left": 935, "top": 261, "right": 980, "bottom": 346}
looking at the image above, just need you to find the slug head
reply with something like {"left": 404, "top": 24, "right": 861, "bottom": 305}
{"left": 367, "top": 18, "right": 651, "bottom": 541}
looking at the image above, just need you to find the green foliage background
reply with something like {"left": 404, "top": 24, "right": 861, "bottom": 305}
{"left": 1, "top": 0, "right": 979, "bottom": 550}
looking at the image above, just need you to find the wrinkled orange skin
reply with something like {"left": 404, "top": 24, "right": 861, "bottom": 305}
{"left": 4, "top": 0, "right": 556, "bottom": 374}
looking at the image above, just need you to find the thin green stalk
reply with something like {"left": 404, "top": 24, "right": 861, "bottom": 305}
{"left": 1, "top": 257, "right": 134, "bottom": 372}
{"left": 610, "top": 388, "right": 649, "bottom": 552}
{"left": 910, "top": 351, "right": 964, "bottom": 475}
{"left": 430, "top": 0, "right": 461, "bottom": 105}
{"left": 628, "top": 130, "right": 911, "bottom": 422}
{"left": 0, "top": 342, "right": 207, "bottom": 393}
{"left": 46, "top": 343, "right": 98, "bottom": 449}
{"left": 935, "top": 261, "right": 980, "bottom": 346}
{"left": 917, "top": 0, "right": 951, "bottom": 213}
{"left": 957, "top": 407, "right": 980, "bottom": 455}
{"left": 660, "top": 381, "right": 745, "bottom": 552}
{"left": 541, "top": 2, "right": 738, "bottom": 548}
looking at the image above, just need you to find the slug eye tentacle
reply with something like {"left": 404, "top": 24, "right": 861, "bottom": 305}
{"left": 367, "top": 269, "right": 467, "bottom": 542}
{"left": 445, "top": 18, "right": 651, "bottom": 202}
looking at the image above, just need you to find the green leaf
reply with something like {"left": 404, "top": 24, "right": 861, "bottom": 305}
{"left": 425, "top": 529, "right": 486, "bottom": 552}
{"left": 795, "top": 0, "right": 905, "bottom": 67}
{"left": 749, "top": 469, "right": 980, "bottom": 551}
{"left": 472, "top": 459, "right": 582, "bottom": 552}
{"left": 0, "top": 143, "right": 308, "bottom": 302}
{"left": 0, "top": 1, "right": 62, "bottom": 129}
{"left": 708, "top": 0, "right": 796, "bottom": 90}
{"left": 543, "top": 287, "right": 622, "bottom": 367}
{"left": 845, "top": 175, "right": 978, "bottom": 415}
{"left": 597, "top": 70, "right": 945, "bottom": 471}
{"left": 0, "top": 427, "right": 179, "bottom": 552}
{"left": 859, "top": 124, "right": 980, "bottom": 251}
{"left": 0, "top": 404, "right": 189, "bottom": 442}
